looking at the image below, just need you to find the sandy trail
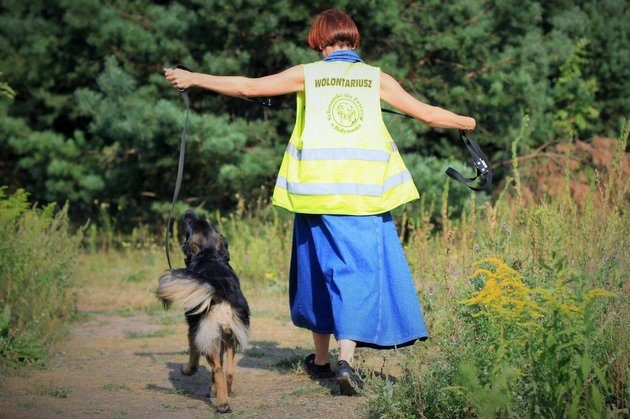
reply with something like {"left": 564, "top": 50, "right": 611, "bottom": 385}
{"left": 0, "top": 290, "right": 367, "bottom": 418}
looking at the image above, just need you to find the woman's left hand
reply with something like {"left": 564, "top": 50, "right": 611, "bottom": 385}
{"left": 464, "top": 117, "right": 477, "bottom": 134}
{"left": 163, "top": 67, "right": 196, "bottom": 90}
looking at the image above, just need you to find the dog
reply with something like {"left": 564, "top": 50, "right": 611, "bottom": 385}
{"left": 157, "top": 210, "right": 250, "bottom": 413}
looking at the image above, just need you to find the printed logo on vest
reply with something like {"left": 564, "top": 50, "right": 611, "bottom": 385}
{"left": 327, "top": 93, "right": 364, "bottom": 134}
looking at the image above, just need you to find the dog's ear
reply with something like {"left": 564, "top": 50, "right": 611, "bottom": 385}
{"left": 181, "top": 240, "right": 201, "bottom": 266}
{"left": 217, "top": 235, "right": 230, "bottom": 262}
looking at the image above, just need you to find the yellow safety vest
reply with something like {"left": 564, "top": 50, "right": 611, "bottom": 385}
{"left": 272, "top": 61, "right": 419, "bottom": 215}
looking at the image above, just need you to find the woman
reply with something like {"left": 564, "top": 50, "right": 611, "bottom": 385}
{"left": 165, "top": 8, "right": 475, "bottom": 396}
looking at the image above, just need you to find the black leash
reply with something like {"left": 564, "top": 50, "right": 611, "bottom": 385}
{"left": 164, "top": 64, "right": 191, "bottom": 269}
{"left": 244, "top": 97, "right": 292, "bottom": 110}
{"left": 245, "top": 96, "right": 413, "bottom": 118}
{"left": 445, "top": 130, "right": 492, "bottom": 191}
{"left": 379, "top": 110, "right": 492, "bottom": 190}
{"left": 382, "top": 108, "right": 414, "bottom": 119}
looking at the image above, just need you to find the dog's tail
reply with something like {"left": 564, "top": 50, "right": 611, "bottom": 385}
{"left": 195, "top": 302, "right": 249, "bottom": 354}
{"left": 157, "top": 270, "right": 214, "bottom": 315}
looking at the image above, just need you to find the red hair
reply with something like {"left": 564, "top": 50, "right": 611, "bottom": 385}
{"left": 308, "top": 8, "right": 361, "bottom": 51}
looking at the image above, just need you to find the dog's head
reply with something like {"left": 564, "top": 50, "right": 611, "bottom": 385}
{"left": 181, "top": 210, "right": 230, "bottom": 266}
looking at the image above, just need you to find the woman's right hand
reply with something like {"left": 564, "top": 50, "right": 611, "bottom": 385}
{"left": 163, "top": 67, "right": 197, "bottom": 90}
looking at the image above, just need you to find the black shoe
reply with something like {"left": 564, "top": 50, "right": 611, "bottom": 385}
{"left": 303, "top": 354, "right": 335, "bottom": 379}
{"left": 336, "top": 360, "right": 364, "bottom": 396}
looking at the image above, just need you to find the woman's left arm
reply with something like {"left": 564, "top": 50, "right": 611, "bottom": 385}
{"left": 380, "top": 71, "right": 476, "bottom": 131}
{"left": 163, "top": 65, "right": 304, "bottom": 98}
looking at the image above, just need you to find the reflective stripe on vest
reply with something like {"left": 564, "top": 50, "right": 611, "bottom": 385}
{"left": 285, "top": 142, "right": 398, "bottom": 162}
{"left": 275, "top": 170, "right": 412, "bottom": 197}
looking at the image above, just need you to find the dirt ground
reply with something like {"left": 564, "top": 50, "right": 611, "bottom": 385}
{"left": 0, "top": 275, "right": 385, "bottom": 418}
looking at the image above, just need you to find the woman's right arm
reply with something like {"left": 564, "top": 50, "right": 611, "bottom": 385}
{"left": 380, "top": 71, "right": 476, "bottom": 131}
{"left": 164, "top": 65, "right": 305, "bottom": 98}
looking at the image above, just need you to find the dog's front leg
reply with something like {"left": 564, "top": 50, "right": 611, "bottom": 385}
{"left": 207, "top": 352, "right": 231, "bottom": 413}
{"left": 181, "top": 334, "right": 200, "bottom": 376}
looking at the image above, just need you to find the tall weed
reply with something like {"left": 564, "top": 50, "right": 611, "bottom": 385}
{"left": 362, "top": 126, "right": 628, "bottom": 417}
{"left": 216, "top": 203, "right": 293, "bottom": 290}
{"left": 0, "top": 188, "right": 81, "bottom": 365}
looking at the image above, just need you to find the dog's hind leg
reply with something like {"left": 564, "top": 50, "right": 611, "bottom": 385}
{"left": 181, "top": 334, "right": 200, "bottom": 376}
{"left": 225, "top": 336, "right": 235, "bottom": 396}
{"left": 207, "top": 351, "right": 231, "bottom": 413}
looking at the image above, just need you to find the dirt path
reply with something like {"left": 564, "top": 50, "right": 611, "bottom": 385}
{"left": 0, "top": 287, "right": 373, "bottom": 418}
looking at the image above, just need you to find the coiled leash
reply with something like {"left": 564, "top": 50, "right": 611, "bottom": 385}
{"left": 356, "top": 108, "right": 493, "bottom": 191}
{"left": 370, "top": 110, "right": 492, "bottom": 191}
{"left": 164, "top": 64, "right": 191, "bottom": 269}
{"left": 445, "top": 130, "right": 492, "bottom": 191}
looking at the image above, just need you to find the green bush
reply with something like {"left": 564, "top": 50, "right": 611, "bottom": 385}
{"left": 362, "top": 128, "right": 628, "bottom": 417}
{"left": 1, "top": 1, "right": 627, "bottom": 227}
{"left": 0, "top": 188, "right": 81, "bottom": 365}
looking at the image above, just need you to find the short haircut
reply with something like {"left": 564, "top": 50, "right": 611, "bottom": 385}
{"left": 307, "top": 8, "right": 361, "bottom": 51}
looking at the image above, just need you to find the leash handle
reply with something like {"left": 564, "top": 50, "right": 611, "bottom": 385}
{"left": 165, "top": 64, "right": 192, "bottom": 269}
{"left": 445, "top": 130, "right": 493, "bottom": 191}
{"left": 174, "top": 64, "right": 193, "bottom": 93}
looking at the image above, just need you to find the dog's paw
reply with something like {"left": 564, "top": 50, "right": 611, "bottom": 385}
{"left": 216, "top": 403, "right": 232, "bottom": 414}
{"left": 181, "top": 364, "right": 198, "bottom": 376}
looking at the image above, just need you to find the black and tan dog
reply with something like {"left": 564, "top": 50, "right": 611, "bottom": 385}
{"left": 157, "top": 210, "right": 250, "bottom": 413}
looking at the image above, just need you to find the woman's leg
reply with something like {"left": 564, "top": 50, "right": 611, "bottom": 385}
{"left": 338, "top": 339, "right": 356, "bottom": 364}
{"left": 337, "top": 339, "right": 362, "bottom": 395}
{"left": 312, "top": 332, "right": 331, "bottom": 364}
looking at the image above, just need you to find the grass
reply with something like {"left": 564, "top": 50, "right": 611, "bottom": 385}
{"left": 102, "top": 383, "right": 131, "bottom": 392}
{"left": 282, "top": 385, "right": 329, "bottom": 398}
{"left": 72, "top": 247, "right": 169, "bottom": 313}
{"left": 0, "top": 188, "right": 82, "bottom": 366}
{"left": 33, "top": 383, "right": 70, "bottom": 398}
{"left": 359, "top": 125, "right": 629, "bottom": 417}
{"left": 1, "top": 122, "right": 627, "bottom": 415}
{"left": 244, "top": 348, "right": 267, "bottom": 358}
{"left": 153, "top": 315, "right": 181, "bottom": 325}
{"left": 168, "top": 387, "right": 194, "bottom": 396}
{"left": 16, "top": 400, "right": 37, "bottom": 409}
{"left": 58, "top": 143, "right": 630, "bottom": 414}
{"left": 124, "top": 327, "right": 176, "bottom": 339}
{"left": 273, "top": 354, "right": 304, "bottom": 371}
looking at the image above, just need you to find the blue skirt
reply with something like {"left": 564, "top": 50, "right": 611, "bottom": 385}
{"left": 289, "top": 212, "right": 428, "bottom": 349}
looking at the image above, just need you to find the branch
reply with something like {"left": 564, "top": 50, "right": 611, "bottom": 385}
{"left": 491, "top": 152, "right": 583, "bottom": 169}
{"left": 465, "top": 56, "right": 513, "bottom": 80}
{"left": 465, "top": 4, "right": 494, "bottom": 27}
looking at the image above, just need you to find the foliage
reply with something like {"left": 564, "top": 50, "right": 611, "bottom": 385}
{"left": 551, "top": 38, "right": 599, "bottom": 138}
{"left": 455, "top": 258, "right": 615, "bottom": 417}
{"left": 0, "top": 72, "right": 15, "bottom": 99}
{"left": 0, "top": 188, "right": 81, "bottom": 365}
{"left": 75, "top": 121, "right": 628, "bottom": 416}
{"left": 216, "top": 202, "right": 294, "bottom": 289}
{"left": 361, "top": 127, "right": 628, "bottom": 417}
{"left": 0, "top": 0, "right": 628, "bottom": 227}
{"left": 15, "top": 122, "right": 623, "bottom": 415}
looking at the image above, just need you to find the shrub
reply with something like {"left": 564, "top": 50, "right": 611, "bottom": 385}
{"left": 0, "top": 187, "right": 81, "bottom": 365}
{"left": 362, "top": 126, "right": 628, "bottom": 417}
{"left": 457, "top": 258, "right": 615, "bottom": 417}
{"left": 363, "top": 259, "right": 618, "bottom": 418}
